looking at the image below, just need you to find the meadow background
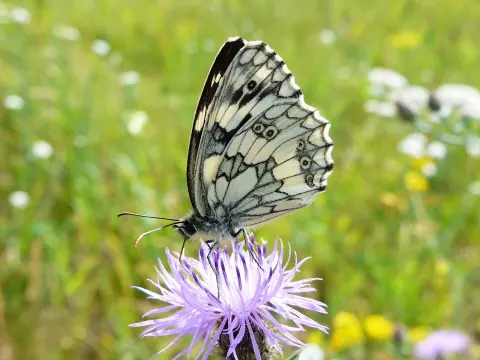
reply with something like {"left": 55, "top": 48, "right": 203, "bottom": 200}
{"left": 1, "top": 0, "right": 480, "bottom": 359}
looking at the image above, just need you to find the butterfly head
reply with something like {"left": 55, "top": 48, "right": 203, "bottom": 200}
{"left": 173, "top": 218, "right": 197, "bottom": 239}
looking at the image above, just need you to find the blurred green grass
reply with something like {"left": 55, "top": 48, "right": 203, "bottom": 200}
{"left": 1, "top": 0, "right": 479, "bottom": 359}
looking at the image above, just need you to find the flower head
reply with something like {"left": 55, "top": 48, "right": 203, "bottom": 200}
{"left": 413, "top": 330, "right": 470, "bottom": 359}
{"left": 131, "top": 235, "right": 327, "bottom": 360}
{"left": 364, "top": 314, "right": 395, "bottom": 341}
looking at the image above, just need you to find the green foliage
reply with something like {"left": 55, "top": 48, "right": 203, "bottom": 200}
{"left": 1, "top": 0, "right": 479, "bottom": 359}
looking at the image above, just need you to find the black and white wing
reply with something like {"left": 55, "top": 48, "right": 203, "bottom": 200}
{"left": 187, "top": 37, "right": 334, "bottom": 225}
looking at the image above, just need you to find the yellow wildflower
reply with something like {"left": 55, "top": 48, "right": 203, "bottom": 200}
{"left": 380, "top": 192, "right": 406, "bottom": 212}
{"left": 404, "top": 171, "right": 428, "bottom": 192}
{"left": 435, "top": 259, "right": 450, "bottom": 276}
{"left": 391, "top": 31, "right": 422, "bottom": 49}
{"left": 408, "top": 327, "right": 430, "bottom": 343}
{"left": 364, "top": 315, "right": 395, "bottom": 341}
{"left": 330, "top": 312, "right": 363, "bottom": 351}
{"left": 412, "top": 157, "right": 432, "bottom": 171}
{"left": 307, "top": 331, "right": 323, "bottom": 344}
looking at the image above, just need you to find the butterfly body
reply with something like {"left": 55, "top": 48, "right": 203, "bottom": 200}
{"left": 173, "top": 37, "right": 334, "bottom": 244}
{"left": 174, "top": 212, "right": 237, "bottom": 243}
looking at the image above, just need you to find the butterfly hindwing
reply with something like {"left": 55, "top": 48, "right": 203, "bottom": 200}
{"left": 208, "top": 102, "right": 334, "bottom": 226}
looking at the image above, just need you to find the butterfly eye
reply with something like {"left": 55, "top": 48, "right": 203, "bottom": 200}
{"left": 300, "top": 156, "right": 312, "bottom": 170}
{"left": 297, "top": 139, "right": 306, "bottom": 151}
{"left": 305, "top": 173, "right": 315, "bottom": 187}
{"left": 263, "top": 126, "right": 279, "bottom": 140}
{"left": 247, "top": 80, "right": 257, "bottom": 90}
{"left": 253, "top": 122, "right": 265, "bottom": 134}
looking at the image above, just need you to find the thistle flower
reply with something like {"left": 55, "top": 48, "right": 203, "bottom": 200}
{"left": 130, "top": 235, "right": 328, "bottom": 360}
{"left": 413, "top": 329, "right": 470, "bottom": 359}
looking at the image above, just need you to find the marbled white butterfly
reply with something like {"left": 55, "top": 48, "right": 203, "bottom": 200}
{"left": 120, "top": 37, "right": 334, "bottom": 251}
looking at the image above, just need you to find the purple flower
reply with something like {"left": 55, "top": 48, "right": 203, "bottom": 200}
{"left": 130, "top": 235, "right": 328, "bottom": 360}
{"left": 413, "top": 330, "right": 470, "bottom": 359}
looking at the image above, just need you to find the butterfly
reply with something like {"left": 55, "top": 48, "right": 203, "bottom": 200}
{"left": 120, "top": 37, "right": 334, "bottom": 252}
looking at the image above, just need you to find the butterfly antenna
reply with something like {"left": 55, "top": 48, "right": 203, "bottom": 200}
{"left": 117, "top": 212, "right": 179, "bottom": 222}
{"left": 134, "top": 221, "right": 184, "bottom": 247}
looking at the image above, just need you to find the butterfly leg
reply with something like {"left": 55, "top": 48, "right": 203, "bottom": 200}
{"left": 234, "top": 228, "right": 263, "bottom": 270}
{"left": 179, "top": 235, "right": 188, "bottom": 269}
{"left": 205, "top": 240, "right": 221, "bottom": 297}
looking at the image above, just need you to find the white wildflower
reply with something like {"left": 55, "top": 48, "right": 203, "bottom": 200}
{"left": 398, "top": 133, "right": 427, "bottom": 158}
{"left": 120, "top": 71, "right": 140, "bottom": 86}
{"left": 422, "top": 162, "right": 438, "bottom": 178}
{"left": 469, "top": 181, "right": 480, "bottom": 196}
{"left": 426, "top": 141, "right": 447, "bottom": 159}
{"left": 368, "top": 68, "right": 408, "bottom": 96}
{"left": 8, "top": 191, "right": 30, "bottom": 209}
{"left": 125, "top": 110, "right": 148, "bottom": 135}
{"left": 91, "top": 39, "right": 110, "bottom": 56}
{"left": 319, "top": 29, "right": 336, "bottom": 45}
{"left": 433, "top": 83, "right": 480, "bottom": 107}
{"left": 52, "top": 24, "right": 80, "bottom": 41}
{"left": 364, "top": 100, "right": 397, "bottom": 117}
{"left": 393, "top": 85, "right": 429, "bottom": 115}
{"left": 461, "top": 93, "right": 480, "bottom": 119}
{"left": 73, "top": 135, "right": 88, "bottom": 148}
{"left": 32, "top": 140, "right": 53, "bottom": 159}
{"left": 298, "top": 344, "right": 325, "bottom": 360}
{"left": 466, "top": 136, "right": 480, "bottom": 157}
{"left": 202, "top": 38, "right": 215, "bottom": 52}
{"left": 9, "top": 7, "right": 31, "bottom": 24}
{"left": 4, "top": 95, "right": 25, "bottom": 110}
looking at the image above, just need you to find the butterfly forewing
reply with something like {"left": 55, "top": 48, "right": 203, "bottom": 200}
{"left": 187, "top": 37, "right": 247, "bottom": 217}
{"left": 187, "top": 37, "right": 334, "bottom": 231}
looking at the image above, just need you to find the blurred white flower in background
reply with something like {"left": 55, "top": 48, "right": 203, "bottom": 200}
{"left": 120, "top": 71, "right": 140, "bottom": 86}
{"left": 298, "top": 344, "right": 325, "bottom": 360}
{"left": 364, "top": 100, "right": 397, "bottom": 117}
{"left": 398, "top": 133, "right": 427, "bottom": 158}
{"left": 393, "top": 85, "right": 430, "bottom": 116}
{"left": 368, "top": 68, "right": 408, "bottom": 96}
{"left": 52, "top": 24, "right": 80, "bottom": 41}
{"left": 202, "top": 38, "right": 215, "bottom": 52}
{"left": 185, "top": 42, "right": 198, "bottom": 54}
{"left": 9, "top": 6, "right": 31, "bottom": 24}
{"left": 32, "top": 140, "right": 53, "bottom": 159}
{"left": 426, "top": 141, "right": 447, "bottom": 159}
{"left": 465, "top": 136, "right": 480, "bottom": 157}
{"left": 469, "top": 181, "right": 480, "bottom": 196}
{"left": 461, "top": 93, "right": 480, "bottom": 119}
{"left": 319, "top": 29, "right": 336, "bottom": 45}
{"left": 125, "top": 110, "right": 148, "bottom": 135}
{"left": 8, "top": 191, "right": 30, "bottom": 209}
{"left": 433, "top": 83, "right": 480, "bottom": 108}
{"left": 422, "top": 162, "right": 438, "bottom": 178}
{"left": 3, "top": 95, "right": 25, "bottom": 110}
{"left": 91, "top": 39, "right": 110, "bottom": 56}
{"left": 74, "top": 135, "right": 89, "bottom": 148}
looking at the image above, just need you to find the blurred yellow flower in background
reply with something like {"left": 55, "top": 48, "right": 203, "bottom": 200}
{"left": 435, "top": 259, "right": 450, "bottom": 276}
{"left": 391, "top": 30, "right": 422, "bottom": 49}
{"left": 405, "top": 171, "right": 428, "bottom": 192}
{"left": 307, "top": 330, "right": 324, "bottom": 344}
{"left": 364, "top": 315, "right": 395, "bottom": 341}
{"left": 330, "top": 312, "right": 363, "bottom": 351}
{"left": 408, "top": 327, "right": 431, "bottom": 343}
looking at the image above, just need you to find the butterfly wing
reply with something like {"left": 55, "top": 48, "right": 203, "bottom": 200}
{"left": 188, "top": 37, "right": 334, "bottom": 226}
{"left": 187, "top": 37, "right": 247, "bottom": 217}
